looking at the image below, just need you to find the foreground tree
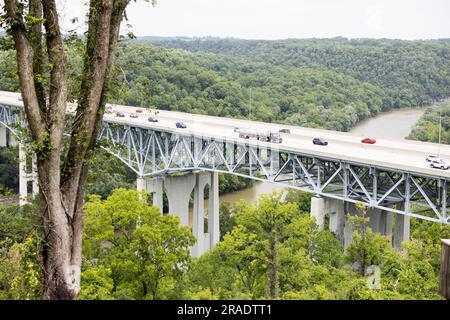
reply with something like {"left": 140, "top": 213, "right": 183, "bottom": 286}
{"left": 81, "top": 189, "right": 194, "bottom": 300}
{"left": 1, "top": 0, "right": 155, "bottom": 299}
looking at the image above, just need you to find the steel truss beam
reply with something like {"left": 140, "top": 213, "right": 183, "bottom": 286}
{"left": 1, "top": 103, "right": 449, "bottom": 224}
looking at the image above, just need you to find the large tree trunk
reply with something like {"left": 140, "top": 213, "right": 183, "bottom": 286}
{"left": 4, "top": 0, "right": 131, "bottom": 299}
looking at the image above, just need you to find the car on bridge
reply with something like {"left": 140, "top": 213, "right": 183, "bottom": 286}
{"left": 238, "top": 129, "right": 283, "bottom": 143}
{"left": 105, "top": 106, "right": 113, "bottom": 113}
{"left": 430, "top": 159, "right": 450, "bottom": 170}
{"left": 115, "top": 112, "right": 125, "bottom": 118}
{"left": 148, "top": 116, "right": 158, "bottom": 123}
{"left": 361, "top": 137, "right": 376, "bottom": 144}
{"left": 312, "top": 138, "right": 328, "bottom": 146}
{"left": 129, "top": 113, "right": 139, "bottom": 118}
{"left": 279, "top": 128, "right": 291, "bottom": 134}
{"left": 176, "top": 122, "right": 187, "bottom": 129}
{"left": 136, "top": 109, "right": 144, "bottom": 113}
{"left": 426, "top": 154, "right": 442, "bottom": 162}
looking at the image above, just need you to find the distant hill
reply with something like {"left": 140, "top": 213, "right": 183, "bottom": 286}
{"left": 2, "top": 36, "right": 450, "bottom": 132}
{"left": 141, "top": 37, "right": 450, "bottom": 111}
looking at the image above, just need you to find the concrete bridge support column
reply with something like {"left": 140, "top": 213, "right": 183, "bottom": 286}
{"left": 394, "top": 214, "right": 410, "bottom": 250}
{"left": 379, "top": 211, "right": 393, "bottom": 241}
{"left": 344, "top": 202, "right": 360, "bottom": 249}
{"left": 328, "top": 199, "right": 346, "bottom": 244}
{"left": 191, "top": 172, "right": 220, "bottom": 257}
{"left": 310, "top": 195, "right": 326, "bottom": 229}
{"left": 19, "top": 143, "right": 28, "bottom": 206}
{"left": 147, "top": 178, "right": 164, "bottom": 213}
{"left": 8, "top": 131, "right": 17, "bottom": 147}
{"left": 310, "top": 196, "right": 345, "bottom": 242}
{"left": 137, "top": 176, "right": 164, "bottom": 213}
{"left": 269, "top": 147, "right": 279, "bottom": 176}
{"left": 368, "top": 209, "right": 393, "bottom": 240}
{"left": 344, "top": 205, "right": 395, "bottom": 248}
{"left": 208, "top": 171, "right": 220, "bottom": 251}
{"left": 192, "top": 173, "right": 210, "bottom": 257}
{"left": 0, "top": 126, "right": 6, "bottom": 147}
{"left": 18, "top": 143, "right": 39, "bottom": 205}
{"left": 136, "top": 177, "right": 146, "bottom": 192}
{"left": 164, "top": 174, "right": 196, "bottom": 227}
{"left": 138, "top": 172, "right": 220, "bottom": 257}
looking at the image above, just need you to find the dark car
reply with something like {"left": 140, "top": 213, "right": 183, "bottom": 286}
{"left": 115, "top": 112, "right": 125, "bottom": 118}
{"left": 312, "top": 138, "right": 328, "bottom": 146}
{"left": 129, "top": 113, "right": 139, "bottom": 118}
{"left": 361, "top": 138, "right": 376, "bottom": 144}
{"left": 148, "top": 116, "right": 158, "bottom": 123}
{"left": 176, "top": 122, "right": 187, "bottom": 129}
{"left": 279, "top": 128, "right": 291, "bottom": 134}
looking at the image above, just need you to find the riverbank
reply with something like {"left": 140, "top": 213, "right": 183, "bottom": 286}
{"left": 351, "top": 107, "right": 426, "bottom": 139}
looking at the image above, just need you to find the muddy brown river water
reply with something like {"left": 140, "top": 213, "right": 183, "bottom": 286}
{"left": 218, "top": 107, "right": 427, "bottom": 205}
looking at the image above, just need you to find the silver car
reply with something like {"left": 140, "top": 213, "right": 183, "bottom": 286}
{"left": 426, "top": 154, "right": 442, "bottom": 162}
{"left": 430, "top": 159, "right": 450, "bottom": 170}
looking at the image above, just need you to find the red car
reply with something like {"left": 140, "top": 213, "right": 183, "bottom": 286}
{"left": 361, "top": 138, "right": 376, "bottom": 144}
{"left": 136, "top": 109, "right": 144, "bottom": 113}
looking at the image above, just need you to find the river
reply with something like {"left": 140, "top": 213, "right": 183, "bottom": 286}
{"left": 218, "top": 107, "right": 427, "bottom": 206}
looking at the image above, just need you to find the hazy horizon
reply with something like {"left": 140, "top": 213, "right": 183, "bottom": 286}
{"left": 51, "top": 0, "right": 450, "bottom": 41}
{"left": 136, "top": 35, "right": 450, "bottom": 41}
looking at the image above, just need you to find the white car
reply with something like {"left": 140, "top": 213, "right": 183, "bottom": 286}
{"left": 426, "top": 154, "right": 442, "bottom": 162}
{"left": 430, "top": 159, "right": 450, "bottom": 170}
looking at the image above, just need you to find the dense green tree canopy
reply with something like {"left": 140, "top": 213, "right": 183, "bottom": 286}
{"left": 145, "top": 37, "right": 450, "bottom": 110}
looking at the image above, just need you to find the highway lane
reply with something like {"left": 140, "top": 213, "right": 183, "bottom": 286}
{"left": 2, "top": 90, "right": 450, "bottom": 179}
{"left": 111, "top": 101, "right": 450, "bottom": 158}
{"left": 107, "top": 104, "right": 450, "bottom": 178}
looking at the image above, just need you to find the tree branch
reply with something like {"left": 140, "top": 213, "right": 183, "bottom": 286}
{"left": 4, "top": 0, "right": 46, "bottom": 141}
{"left": 42, "top": 0, "right": 67, "bottom": 153}
{"left": 28, "top": 0, "right": 47, "bottom": 121}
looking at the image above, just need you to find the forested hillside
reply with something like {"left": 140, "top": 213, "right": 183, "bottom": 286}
{"left": 109, "top": 45, "right": 384, "bottom": 131}
{"left": 144, "top": 37, "right": 450, "bottom": 110}
{"left": 3, "top": 37, "right": 450, "bottom": 133}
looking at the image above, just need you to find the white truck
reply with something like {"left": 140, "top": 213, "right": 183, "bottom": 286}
{"left": 238, "top": 128, "right": 283, "bottom": 143}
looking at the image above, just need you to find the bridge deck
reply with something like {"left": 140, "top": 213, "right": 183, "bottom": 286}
{"left": 2, "top": 89, "right": 450, "bottom": 180}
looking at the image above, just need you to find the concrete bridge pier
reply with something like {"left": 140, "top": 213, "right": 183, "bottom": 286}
{"left": 0, "top": 126, "right": 6, "bottom": 147}
{"left": 19, "top": 143, "right": 27, "bottom": 205}
{"left": 137, "top": 176, "right": 164, "bottom": 212}
{"left": 344, "top": 204, "right": 396, "bottom": 248}
{"left": 18, "top": 143, "right": 39, "bottom": 205}
{"left": 394, "top": 213, "right": 410, "bottom": 250}
{"left": 311, "top": 197, "right": 408, "bottom": 250}
{"left": 164, "top": 174, "right": 197, "bottom": 227}
{"left": 8, "top": 131, "right": 17, "bottom": 147}
{"left": 310, "top": 196, "right": 345, "bottom": 243}
{"left": 208, "top": 171, "right": 220, "bottom": 251}
{"left": 137, "top": 171, "right": 220, "bottom": 257}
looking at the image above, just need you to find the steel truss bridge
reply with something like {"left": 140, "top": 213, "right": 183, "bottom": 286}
{"left": 1, "top": 101, "right": 449, "bottom": 225}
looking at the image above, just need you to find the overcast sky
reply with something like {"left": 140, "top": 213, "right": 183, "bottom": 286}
{"left": 50, "top": 0, "right": 450, "bottom": 40}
